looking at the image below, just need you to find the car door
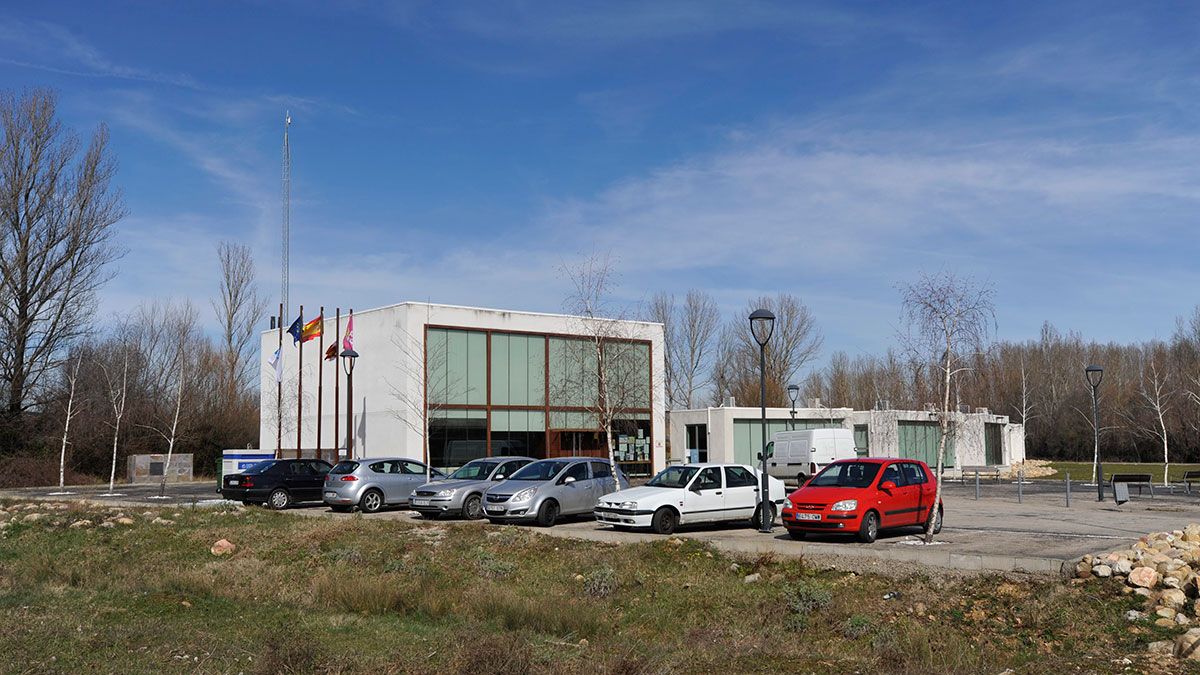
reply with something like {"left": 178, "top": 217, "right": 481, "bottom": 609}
{"left": 589, "top": 461, "right": 617, "bottom": 503}
{"left": 681, "top": 466, "right": 724, "bottom": 523}
{"left": 306, "top": 461, "right": 331, "bottom": 501}
{"left": 365, "top": 461, "right": 398, "bottom": 502}
{"left": 285, "top": 461, "right": 317, "bottom": 501}
{"left": 878, "top": 462, "right": 917, "bottom": 528}
{"left": 722, "top": 465, "right": 760, "bottom": 520}
{"left": 556, "top": 461, "right": 592, "bottom": 514}
{"left": 399, "top": 461, "right": 430, "bottom": 502}
{"left": 903, "top": 463, "right": 935, "bottom": 526}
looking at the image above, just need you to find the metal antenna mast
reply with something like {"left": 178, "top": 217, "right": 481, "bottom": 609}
{"left": 281, "top": 112, "right": 291, "bottom": 315}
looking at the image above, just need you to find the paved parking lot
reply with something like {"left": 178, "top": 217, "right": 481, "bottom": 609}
{"left": 5, "top": 479, "right": 1200, "bottom": 576}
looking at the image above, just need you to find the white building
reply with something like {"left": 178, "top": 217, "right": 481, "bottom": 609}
{"left": 669, "top": 403, "right": 1025, "bottom": 474}
{"left": 260, "top": 302, "right": 666, "bottom": 474}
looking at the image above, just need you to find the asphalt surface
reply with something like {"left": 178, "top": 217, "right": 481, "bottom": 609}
{"left": 5, "top": 478, "right": 1200, "bottom": 576}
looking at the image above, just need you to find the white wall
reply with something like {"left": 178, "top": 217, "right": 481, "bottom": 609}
{"left": 260, "top": 302, "right": 666, "bottom": 469}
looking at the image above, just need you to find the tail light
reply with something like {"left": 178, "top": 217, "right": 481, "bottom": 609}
{"left": 340, "top": 475, "right": 358, "bottom": 482}
{"left": 242, "top": 477, "right": 253, "bottom": 487}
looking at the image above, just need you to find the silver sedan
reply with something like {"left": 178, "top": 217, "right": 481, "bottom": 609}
{"left": 410, "top": 456, "right": 535, "bottom": 520}
{"left": 322, "top": 457, "right": 446, "bottom": 513}
{"left": 481, "top": 457, "right": 628, "bottom": 527}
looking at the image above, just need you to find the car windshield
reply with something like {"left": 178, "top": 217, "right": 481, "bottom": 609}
{"left": 646, "top": 466, "right": 699, "bottom": 488}
{"left": 330, "top": 461, "right": 359, "bottom": 475}
{"left": 449, "top": 461, "right": 499, "bottom": 481}
{"left": 808, "top": 462, "right": 881, "bottom": 488}
{"left": 509, "top": 460, "right": 569, "bottom": 482}
{"left": 241, "top": 460, "right": 277, "bottom": 474}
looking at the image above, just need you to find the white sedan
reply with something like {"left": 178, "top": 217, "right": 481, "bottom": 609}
{"left": 594, "top": 463, "right": 788, "bottom": 535}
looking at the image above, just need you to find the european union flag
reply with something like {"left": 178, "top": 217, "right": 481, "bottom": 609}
{"left": 287, "top": 314, "right": 303, "bottom": 345}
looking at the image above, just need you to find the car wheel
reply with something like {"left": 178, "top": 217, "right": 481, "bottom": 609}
{"left": 535, "top": 500, "right": 559, "bottom": 527}
{"left": 750, "top": 502, "right": 776, "bottom": 529}
{"left": 788, "top": 530, "right": 806, "bottom": 541}
{"left": 360, "top": 489, "right": 384, "bottom": 514}
{"left": 927, "top": 505, "right": 943, "bottom": 535}
{"left": 651, "top": 507, "right": 678, "bottom": 535}
{"left": 268, "top": 489, "right": 290, "bottom": 510}
{"left": 857, "top": 511, "right": 879, "bottom": 543}
{"left": 462, "top": 494, "right": 484, "bottom": 520}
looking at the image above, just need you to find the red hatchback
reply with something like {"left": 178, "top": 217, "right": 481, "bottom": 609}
{"left": 781, "top": 458, "right": 943, "bottom": 543}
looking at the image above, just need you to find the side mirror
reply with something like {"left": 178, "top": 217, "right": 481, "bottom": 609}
{"left": 494, "top": 474, "right": 505, "bottom": 481}
{"left": 879, "top": 480, "right": 896, "bottom": 491}
{"left": 563, "top": 476, "right": 576, "bottom": 485}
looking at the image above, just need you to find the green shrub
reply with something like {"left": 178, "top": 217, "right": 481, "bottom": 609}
{"left": 842, "top": 614, "right": 874, "bottom": 639}
{"left": 584, "top": 566, "right": 617, "bottom": 598}
{"left": 784, "top": 578, "right": 833, "bottom": 629}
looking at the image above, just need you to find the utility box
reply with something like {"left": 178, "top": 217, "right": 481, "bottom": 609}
{"left": 127, "top": 453, "right": 193, "bottom": 483}
{"left": 222, "top": 449, "right": 274, "bottom": 479}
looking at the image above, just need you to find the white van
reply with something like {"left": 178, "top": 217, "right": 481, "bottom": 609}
{"left": 767, "top": 428, "right": 858, "bottom": 484}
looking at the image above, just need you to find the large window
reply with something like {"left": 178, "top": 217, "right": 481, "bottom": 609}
{"left": 732, "top": 419, "right": 844, "bottom": 465}
{"left": 490, "top": 333, "right": 545, "bottom": 406}
{"left": 490, "top": 409, "right": 546, "bottom": 458}
{"left": 685, "top": 424, "right": 708, "bottom": 462}
{"left": 428, "top": 410, "right": 487, "bottom": 468}
{"left": 427, "top": 328, "right": 487, "bottom": 405}
{"left": 897, "top": 421, "right": 955, "bottom": 468}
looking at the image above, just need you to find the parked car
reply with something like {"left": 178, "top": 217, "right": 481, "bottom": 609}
{"left": 768, "top": 428, "right": 858, "bottom": 484}
{"left": 410, "top": 456, "right": 535, "bottom": 520}
{"left": 482, "top": 457, "right": 628, "bottom": 526}
{"left": 781, "top": 458, "right": 943, "bottom": 543}
{"left": 322, "top": 457, "right": 446, "bottom": 513}
{"left": 595, "top": 463, "right": 787, "bottom": 535}
{"left": 221, "top": 458, "right": 333, "bottom": 509}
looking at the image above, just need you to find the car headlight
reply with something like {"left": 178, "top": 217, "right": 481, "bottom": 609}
{"left": 512, "top": 487, "right": 536, "bottom": 502}
{"left": 618, "top": 501, "right": 638, "bottom": 510}
{"left": 831, "top": 499, "right": 858, "bottom": 512}
{"left": 435, "top": 488, "right": 456, "bottom": 498}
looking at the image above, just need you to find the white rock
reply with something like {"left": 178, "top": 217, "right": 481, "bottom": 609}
{"left": 1092, "top": 565, "right": 1113, "bottom": 578}
{"left": 743, "top": 573, "right": 761, "bottom": 584}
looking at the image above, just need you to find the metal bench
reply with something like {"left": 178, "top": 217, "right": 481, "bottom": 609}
{"left": 1184, "top": 470, "right": 1200, "bottom": 494}
{"left": 1110, "top": 473, "right": 1154, "bottom": 498}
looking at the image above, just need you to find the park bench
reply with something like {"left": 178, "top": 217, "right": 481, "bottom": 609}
{"left": 1110, "top": 473, "right": 1154, "bottom": 498}
{"left": 1184, "top": 470, "right": 1200, "bottom": 495}
{"left": 960, "top": 466, "right": 1003, "bottom": 483}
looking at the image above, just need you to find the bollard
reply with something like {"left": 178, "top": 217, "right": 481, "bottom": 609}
{"left": 1018, "top": 469, "right": 1023, "bottom": 503}
{"left": 1066, "top": 472, "right": 1071, "bottom": 508}
{"left": 975, "top": 470, "right": 980, "bottom": 500}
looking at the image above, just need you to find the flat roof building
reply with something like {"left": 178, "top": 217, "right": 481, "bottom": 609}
{"left": 669, "top": 403, "right": 1025, "bottom": 475}
{"left": 260, "top": 302, "right": 666, "bottom": 475}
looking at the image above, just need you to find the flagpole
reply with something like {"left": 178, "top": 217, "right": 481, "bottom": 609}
{"left": 317, "top": 306, "right": 324, "bottom": 463}
{"left": 276, "top": 302, "right": 283, "bottom": 459}
{"left": 334, "top": 308, "right": 340, "bottom": 461}
{"left": 297, "top": 304, "right": 303, "bottom": 460}
{"left": 346, "top": 308, "right": 354, "bottom": 459}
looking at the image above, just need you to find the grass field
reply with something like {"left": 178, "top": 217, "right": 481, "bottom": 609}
{"left": 1027, "top": 462, "right": 1200, "bottom": 485}
{"left": 0, "top": 500, "right": 1190, "bottom": 674}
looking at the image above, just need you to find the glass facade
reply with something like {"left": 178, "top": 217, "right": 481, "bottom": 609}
{"left": 424, "top": 327, "right": 653, "bottom": 472}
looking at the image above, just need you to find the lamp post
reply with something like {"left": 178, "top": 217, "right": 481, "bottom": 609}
{"left": 341, "top": 348, "right": 359, "bottom": 459}
{"left": 1086, "top": 364, "right": 1104, "bottom": 501}
{"left": 787, "top": 384, "right": 799, "bottom": 431}
{"left": 749, "top": 308, "right": 776, "bottom": 533}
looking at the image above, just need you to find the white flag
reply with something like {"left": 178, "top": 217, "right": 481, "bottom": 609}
{"left": 268, "top": 347, "right": 283, "bottom": 383}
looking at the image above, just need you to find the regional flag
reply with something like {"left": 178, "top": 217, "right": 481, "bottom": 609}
{"left": 286, "top": 315, "right": 303, "bottom": 345}
{"left": 267, "top": 347, "right": 284, "bottom": 383}
{"left": 301, "top": 315, "right": 323, "bottom": 343}
{"left": 342, "top": 315, "right": 354, "bottom": 351}
{"left": 324, "top": 343, "right": 337, "bottom": 361}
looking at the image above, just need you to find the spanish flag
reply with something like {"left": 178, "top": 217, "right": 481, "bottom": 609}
{"left": 301, "top": 314, "right": 323, "bottom": 343}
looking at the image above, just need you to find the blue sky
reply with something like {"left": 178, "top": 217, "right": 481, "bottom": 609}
{"left": 3, "top": 1, "right": 1199, "bottom": 362}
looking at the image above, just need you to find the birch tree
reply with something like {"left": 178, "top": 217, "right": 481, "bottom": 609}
{"left": 212, "top": 241, "right": 267, "bottom": 398}
{"left": 898, "top": 271, "right": 994, "bottom": 544}
{"left": 100, "top": 346, "right": 130, "bottom": 495}
{"left": 134, "top": 301, "right": 199, "bottom": 497}
{"left": 1128, "top": 344, "right": 1176, "bottom": 486}
{"left": 52, "top": 352, "right": 85, "bottom": 493}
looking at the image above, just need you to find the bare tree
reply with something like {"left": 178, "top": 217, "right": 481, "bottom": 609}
{"left": 99, "top": 346, "right": 131, "bottom": 495}
{"left": 1127, "top": 344, "right": 1177, "bottom": 486}
{"left": 212, "top": 241, "right": 267, "bottom": 398}
{"left": 133, "top": 301, "right": 200, "bottom": 496}
{"left": 898, "top": 271, "right": 994, "bottom": 543}
{"left": 560, "top": 251, "right": 654, "bottom": 483}
{"left": 712, "top": 293, "right": 823, "bottom": 406}
{"left": 0, "top": 89, "right": 124, "bottom": 444}
{"left": 53, "top": 352, "right": 85, "bottom": 492}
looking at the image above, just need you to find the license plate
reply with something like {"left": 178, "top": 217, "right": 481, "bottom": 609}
{"left": 795, "top": 513, "right": 821, "bottom": 521}
{"left": 226, "top": 478, "right": 238, "bottom": 486}
{"left": 411, "top": 498, "right": 430, "bottom": 506}
{"left": 485, "top": 506, "right": 505, "bottom": 514}
{"left": 324, "top": 491, "right": 337, "bottom": 499}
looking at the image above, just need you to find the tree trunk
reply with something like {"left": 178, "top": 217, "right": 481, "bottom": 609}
{"left": 924, "top": 341, "right": 952, "bottom": 544}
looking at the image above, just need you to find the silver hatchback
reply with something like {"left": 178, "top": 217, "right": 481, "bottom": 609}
{"left": 410, "top": 456, "right": 535, "bottom": 520}
{"left": 323, "top": 457, "right": 446, "bottom": 513}
{"left": 481, "top": 457, "right": 628, "bottom": 527}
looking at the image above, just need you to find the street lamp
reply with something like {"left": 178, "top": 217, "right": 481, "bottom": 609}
{"left": 787, "top": 384, "right": 800, "bottom": 431}
{"left": 1086, "top": 364, "right": 1104, "bottom": 501}
{"left": 749, "top": 308, "right": 775, "bottom": 533}
{"left": 341, "top": 348, "right": 359, "bottom": 459}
